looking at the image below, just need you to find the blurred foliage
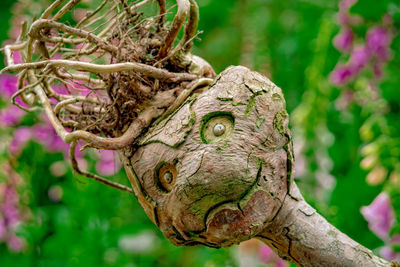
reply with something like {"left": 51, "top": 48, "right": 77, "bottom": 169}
{"left": 1, "top": 0, "right": 400, "bottom": 266}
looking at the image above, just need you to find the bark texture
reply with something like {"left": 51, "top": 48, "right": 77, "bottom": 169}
{"left": 257, "top": 183, "right": 392, "bottom": 267}
{"left": 121, "top": 65, "right": 292, "bottom": 247}
{"left": 119, "top": 66, "right": 396, "bottom": 266}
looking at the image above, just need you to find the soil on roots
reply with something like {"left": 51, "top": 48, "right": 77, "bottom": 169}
{"left": 68, "top": 10, "right": 189, "bottom": 138}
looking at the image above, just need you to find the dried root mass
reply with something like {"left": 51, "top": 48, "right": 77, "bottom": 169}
{"left": 1, "top": 0, "right": 215, "bottom": 191}
{"left": 2, "top": 0, "right": 214, "bottom": 147}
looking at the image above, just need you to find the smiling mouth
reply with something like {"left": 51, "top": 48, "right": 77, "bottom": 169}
{"left": 166, "top": 164, "right": 263, "bottom": 247}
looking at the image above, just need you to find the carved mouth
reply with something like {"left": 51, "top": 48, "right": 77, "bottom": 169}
{"left": 202, "top": 164, "right": 263, "bottom": 228}
{"left": 166, "top": 164, "right": 263, "bottom": 247}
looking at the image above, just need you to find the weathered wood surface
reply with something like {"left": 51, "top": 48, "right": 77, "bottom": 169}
{"left": 120, "top": 66, "right": 393, "bottom": 266}
{"left": 257, "top": 183, "right": 390, "bottom": 267}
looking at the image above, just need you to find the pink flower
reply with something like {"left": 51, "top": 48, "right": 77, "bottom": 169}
{"left": 259, "top": 244, "right": 288, "bottom": 267}
{"left": 366, "top": 26, "right": 392, "bottom": 62}
{"left": 335, "top": 90, "right": 354, "bottom": 110}
{"left": 381, "top": 246, "right": 400, "bottom": 262}
{"left": 330, "top": 46, "right": 371, "bottom": 85}
{"left": 365, "top": 21, "right": 394, "bottom": 80}
{"left": 32, "top": 124, "right": 53, "bottom": 141}
{"left": 330, "top": 65, "right": 353, "bottom": 85}
{"left": 98, "top": 149, "right": 115, "bottom": 162}
{"left": 7, "top": 235, "right": 24, "bottom": 252}
{"left": 337, "top": 0, "right": 361, "bottom": 25}
{"left": 337, "top": 13, "right": 362, "bottom": 26}
{"left": 348, "top": 45, "right": 370, "bottom": 73}
{"left": 51, "top": 53, "right": 63, "bottom": 60}
{"left": 339, "top": 0, "right": 358, "bottom": 11}
{"left": 0, "top": 105, "right": 25, "bottom": 127}
{"left": 0, "top": 74, "right": 18, "bottom": 98}
{"left": 96, "top": 150, "right": 121, "bottom": 176}
{"left": 373, "top": 61, "right": 384, "bottom": 78}
{"left": 334, "top": 28, "right": 354, "bottom": 52}
{"left": 52, "top": 84, "right": 70, "bottom": 95}
{"left": 97, "top": 160, "right": 119, "bottom": 176}
{"left": 71, "top": 81, "right": 91, "bottom": 96}
{"left": 3, "top": 203, "right": 20, "bottom": 227}
{"left": 0, "top": 221, "right": 6, "bottom": 241}
{"left": 13, "top": 51, "right": 22, "bottom": 64}
{"left": 73, "top": 9, "right": 88, "bottom": 22}
{"left": 391, "top": 235, "right": 400, "bottom": 243}
{"left": 0, "top": 164, "right": 28, "bottom": 253}
{"left": 380, "top": 236, "right": 400, "bottom": 262}
{"left": 76, "top": 157, "right": 88, "bottom": 172}
{"left": 332, "top": 5, "right": 394, "bottom": 87}
{"left": 361, "top": 192, "right": 394, "bottom": 240}
{"left": 9, "top": 17, "right": 24, "bottom": 40}
{"left": 9, "top": 127, "right": 32, "bottom": 155}
{"left": 32, "top": 124, "right": 69, "bottom": 156}
{"left": 259, "top": 244, "right": 274, "bottom": 262}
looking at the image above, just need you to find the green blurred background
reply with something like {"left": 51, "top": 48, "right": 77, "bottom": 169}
{"left": 1, "top": 0, "right": 400, "bottom": 266}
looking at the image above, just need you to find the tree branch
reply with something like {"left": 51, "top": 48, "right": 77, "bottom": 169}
{"left": 257, "top": 183, "right": 396, "bottom": 267}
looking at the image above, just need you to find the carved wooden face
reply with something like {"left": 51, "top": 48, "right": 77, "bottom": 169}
{"left": 121, "top": 66, "right": 293, "bottom": 248}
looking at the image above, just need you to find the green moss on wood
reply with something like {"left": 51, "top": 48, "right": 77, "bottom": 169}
{"left": 245, "top": 91, "right": 264, "bottom": 116}
{"left": 272, "top": 93, "right": 283, "bottom": 102}
{"left": 216, "top": 97, "right": 233, "bottom": 102}
{"left": 256, "top": 115, "right": 266, "bottom": 129}
{"left": 273, "top": 110, "right": 289, "bottom": 136}
{"left": 232, "top": 102, "right": 246, "bottom": 106}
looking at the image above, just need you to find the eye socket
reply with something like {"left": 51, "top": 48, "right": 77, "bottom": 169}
{"left": 155, "top": 162, "right": 177, "bottom": 193}
{"left": 200, "top": 112, "right": 234, "bottom": 144}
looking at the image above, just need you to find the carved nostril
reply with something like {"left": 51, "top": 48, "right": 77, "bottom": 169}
{"left": 163, "top": 171, "right": 173, "bottom": 184}
{"left": 155, "top": 162, "right": 177, "bottom": 193}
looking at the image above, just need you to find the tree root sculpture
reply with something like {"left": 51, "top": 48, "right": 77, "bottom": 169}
{"left": 120, "top": 66, "right": 396, "bottom": 266}
{"left": 2, "top": 1, "right": 399, "bottom": 266}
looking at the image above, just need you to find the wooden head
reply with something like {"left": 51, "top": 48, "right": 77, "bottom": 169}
{"left": 121, "top": 66, "right": 293, "bottom": 247}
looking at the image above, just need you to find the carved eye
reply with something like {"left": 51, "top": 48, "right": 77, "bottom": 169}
{"left": 155, "top": 162, "right": 177, "bottom": 193}
{"left": 200, "top": 112, "right": 234, "bottom": 144}
{"left": 213, "top": 123, "right": 225, "bottom": 136}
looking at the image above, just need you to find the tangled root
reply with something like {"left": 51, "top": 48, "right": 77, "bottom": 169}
{"left": 1, "top": 0, "right": 215, "bottom": 191}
